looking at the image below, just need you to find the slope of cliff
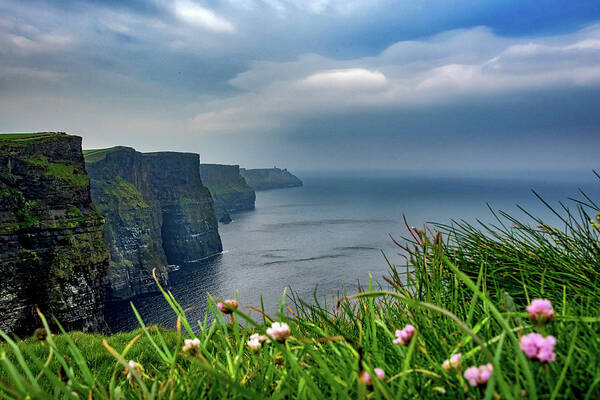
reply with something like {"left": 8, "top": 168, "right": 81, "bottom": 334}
{"left": 0, "top": 132, "right": 109, "bottom": 337}
{"left": 240, "top": 167, "right": 303, "bottom": 191}
{"left": 200, "top": 164, "right": 255, "bottom": 222}
{"left": 85, "top": 148, "right": 222, "bottom": 301}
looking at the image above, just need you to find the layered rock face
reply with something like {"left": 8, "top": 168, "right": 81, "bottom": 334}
{"left": 144, "top": 152, "right": 222, "bottom": 263}
{"left": 85, "top": 148, "right": 222, "bottom": 301}
{"left": 85, "top": 147, "right": 167, "bottom": 301}
{"left": 240, "top": 167, "right": 303, "bottom": 191}
{"left": 200, "top": 164, "right": 255, "bottom": 222}
{"left": 0, "top": 133, "right": 110, "bottom": 337}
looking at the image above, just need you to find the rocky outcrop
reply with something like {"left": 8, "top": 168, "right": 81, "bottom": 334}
{"left": 240, "top": 167, "right": 303, "bottom": 191}
{"left": 85, "top": 148, "right": 222, "bottom": 302}
{"left": 0, "top": 132, "right": 110, "bottom": 337}
{"left": 200, "top": 164, "right": 255, "bottom": 222}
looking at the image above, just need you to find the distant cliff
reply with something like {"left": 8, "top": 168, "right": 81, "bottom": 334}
{"left": 0, "top": 132, "right": 110, "bottom": 337}
{"left": 200, "top": 164, "right": 255, "bottom": 222}
{"left": 85, "top": 147, "right": 222, "bottom": 302}
{"left": 240, "top": 167, "right": 303, "bottom": 191}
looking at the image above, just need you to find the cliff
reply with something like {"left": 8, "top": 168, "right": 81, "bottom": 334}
{"left": 240, "top": 167, "right": 303, "bottom": 191}
{"left": 143, "top": 152, "right": 222, "bottom": 263}
{"left": 85, "top": 148, "right": 222, "bottom": 301}
{"left": 200, "top": 164, "right": 255, "bottom": 222}
{"left": 0, "top": 132, "right": 110, "bottom": 337}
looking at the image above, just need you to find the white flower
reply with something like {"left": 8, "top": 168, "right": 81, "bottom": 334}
{"left": 247, "top": 337, "right": 262, "bottom": 350}
{"left": 251, "top": 333, "right": 270, "bottom": 342}
{"left": 182, "top": 338, "right": 201, "bottom": 352}
{"left": 247, "top": 333, "right": 271, "bottom": 350}
{"left": 125, "top": 360, "right": 142, "bottom": 381}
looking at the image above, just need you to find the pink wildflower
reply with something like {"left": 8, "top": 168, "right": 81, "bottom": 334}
{"left": 247, "top": 336, "right": 261, "bottom": 350}
{"left": 519, "top": 333, "right": 556, "bottom": 362}
{"left": 442, "top": 353, "right": 462, "bottom": 372}
{"left": 478, "top": 364, "right": 493, "bottom": 383}
{"left": 251, "top": 333, "right": 270, "bottom": 342}
{"left": 463, "top": 363, "right": 493, "bottom": 387}
{"left": 247, "top": 333, "right": 270, "bottom": 350}
{"left": 451, "top": 353, "right": 462, "bottom": 367}
{"left": 374, "top": 368, "right": 385, "bottom": 380}
{"left": 464, "top": 366, "right": 479, "bottom": 387}
{"left": 393, "top": 324, "right": 415, "bottom": 346}
{"left": 217, "top": 299, "right": 238, "bottom": 314}
{"left": 266, "top": 322, "right": 291, "bottom": 342}
{"left": 526, "top": 299, "right": 554, "bottom": 324}
{"left": 359, "top": 368, "right": 385, "bottom": 386}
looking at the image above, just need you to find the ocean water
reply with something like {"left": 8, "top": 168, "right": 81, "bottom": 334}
{"left": 105, "top": 170, "right": 600, "bottom": 331}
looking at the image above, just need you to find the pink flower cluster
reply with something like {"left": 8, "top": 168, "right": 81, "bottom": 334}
{"left": 360, "top": 368, "right": 385, "bottom": 386}
{"left": 247, "top": 333, "right": 269, "bottom": 350}
{"left": 463, "top": 363, "right": 493, "bottom": 387}
{"left": 266, "top": 322, "right": 291, "bottom": 342}
{"left": 393, "top": 324, "right": 415, "bottom": 346}
{"left": 519, "top": 333, "right": 556, "bottom": 362}
{"left": 526, "top": 299, "right": 554, "bottom": 324}
{"left": 442, "top": 353, "right": 462, "bottom": 372}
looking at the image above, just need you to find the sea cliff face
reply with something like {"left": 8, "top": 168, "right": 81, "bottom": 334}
{"left": 200, "top": 164, "right": 255, "bottom": 221}
{"left": 144, "top": 153, "right": 222, "bottom": 263}
{"left": 85, "top": 148, "right": 222, "bottom": 302}
{"left": 240, "top": 168, "right": 303, "bottom": 191}
{"left": 0, "top": 133, "right": 110, "bottom": 337}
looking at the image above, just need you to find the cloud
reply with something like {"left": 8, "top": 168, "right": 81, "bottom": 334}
{"left": 174, "top": 1, "right": 236, "bottom": 33}
{"left": 4, "top": 32, "right": 75, "bottom": 54}
{"left": 187, "top": 23, "right": 600, "bottom": 133}
{"left": 189, "top": 104, "right": 280, "bottom": 132}
{"left": 224, "top": 0, "right": 369, "bottom": 16}
{"left": 301, "top": 68, "right": 387, "bottom": 89}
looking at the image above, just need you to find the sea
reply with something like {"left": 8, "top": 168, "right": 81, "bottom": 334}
{"left": 104, "top": 169, "right": 600, "bottom": 331}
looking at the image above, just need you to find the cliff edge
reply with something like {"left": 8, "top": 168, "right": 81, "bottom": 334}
{"left": 200, "top": 164, "right": 255, "bottom": 222}
{"left": 240, "top": 167, "right": 302, "bottom": 191}
{"left": 0, "top": 132, "right": 109, "bottom": 337}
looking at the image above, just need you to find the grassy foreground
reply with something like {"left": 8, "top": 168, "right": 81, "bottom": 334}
{"left": 2, "top": 187, "right": 600, "bottom": 399}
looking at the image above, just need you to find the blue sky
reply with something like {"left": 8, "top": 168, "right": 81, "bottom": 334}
{"left": 1, "top": 0, "right": 599, "bottom": 171}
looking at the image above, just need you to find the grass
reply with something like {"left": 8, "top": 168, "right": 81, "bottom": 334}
{"left": 83, "top": 147, "right": 132, "bottom": 163}
{"left": 0, "top": 133, "right": 61, "bottom": 140}
{"left": 207, "top": 181, "right": 254, "bottom": 197}
{"left": 1, "top": 182, "right": 600, "bottom": 399}
{"left": 26, "top": 155, "right": 89, "bottom": 187}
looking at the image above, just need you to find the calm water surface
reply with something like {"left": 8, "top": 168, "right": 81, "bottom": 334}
{"left": 105, "top": 170, "right": 599, "bottom": 331}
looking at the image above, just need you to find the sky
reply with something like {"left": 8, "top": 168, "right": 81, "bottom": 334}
{"left": 1, "top": 0, "right": 600, "bottom": 171}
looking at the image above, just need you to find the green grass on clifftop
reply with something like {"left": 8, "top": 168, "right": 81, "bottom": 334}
{"left": 0, "top": 132, "right": 63, "bottom": 140}
{"left": 83, "top": 147, "right": 132, "bottom": 163}
{"left": 1, "top": 182, "right": 600, "bottom": 399}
